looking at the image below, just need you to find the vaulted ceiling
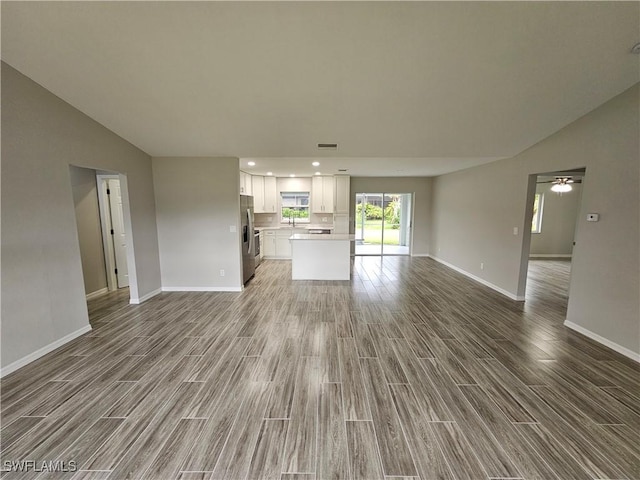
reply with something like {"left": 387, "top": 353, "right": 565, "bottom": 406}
{"left": 2, "top": 1, "right": 639, "bottom": 176}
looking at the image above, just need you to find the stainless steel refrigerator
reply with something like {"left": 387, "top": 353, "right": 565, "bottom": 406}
{"left": 240, "top": 194, "right": 256, "bottom": 284}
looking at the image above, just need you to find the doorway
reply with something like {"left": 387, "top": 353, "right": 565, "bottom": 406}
{"left": 355, "top": 193, "right": 412, "bottom": 255}
{"left": 97, "top": 175, "right": 130, "bottom": 290}
{"left": 520, "top": 168, "right": 585, "bottom": 313}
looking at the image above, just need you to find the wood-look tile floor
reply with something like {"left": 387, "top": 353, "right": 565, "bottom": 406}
{"left": 2, "top": 257, "right": 639, "bottom": 480}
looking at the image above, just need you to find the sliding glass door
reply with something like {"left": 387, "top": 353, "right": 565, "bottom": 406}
{"left": 355, "top": 192, "right": 412, "bottom": 255}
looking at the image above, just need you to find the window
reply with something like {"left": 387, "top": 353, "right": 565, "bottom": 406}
{"left": 281, "top": 192, "right": 310, "bottom": 223}
{"left": 531, "top": 193, "right": 544, "bottom": 233}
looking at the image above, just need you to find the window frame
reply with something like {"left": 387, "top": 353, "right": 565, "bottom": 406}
{"left": 280, "top": 191, "right": 311, "bottom": 224}
{"left": 531, "top": 193, "right": 544, "bottom": 234}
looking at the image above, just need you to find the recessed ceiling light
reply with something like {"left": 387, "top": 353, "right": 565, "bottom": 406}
{"left": 315, "top": 171, "right": 321, "bottom": 175}
{"left": 248, "top": 161, "right": 255, "bottom": 166}
{"left": 312, "top": 161, "right": 320, "bottom": 167}
{"left": 289, "top": 174, "right": 295, "bottom": 178}
{"left": 266, "top": 171, "right": 273, "bottom": 176}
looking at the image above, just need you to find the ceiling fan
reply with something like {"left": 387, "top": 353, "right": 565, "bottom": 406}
{"left": 537, "top": 176, "right": 581, "bottom": 193}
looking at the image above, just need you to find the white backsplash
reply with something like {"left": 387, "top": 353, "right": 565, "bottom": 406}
{"left": 255, "top": 212, "right": 334, "bottom": 228}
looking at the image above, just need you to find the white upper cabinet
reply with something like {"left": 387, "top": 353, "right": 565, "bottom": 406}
{"left": 312, "top": 176, "right": 334, "bottom": 213}
{"left": 334, "top": 175, "right": 350, "bottom": 214}
{"left": 239, "top": 171, "right": 252, "bottom": 195}
{"left": 263, "top": 176, "right": 277, "bottom": 213}
{"left": 252, "top": 175, "right": 265, "bottom": 212}
{"left": 245, "top": 173, "right": 276, "bottom": 212}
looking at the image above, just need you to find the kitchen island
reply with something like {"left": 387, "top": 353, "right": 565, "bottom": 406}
{"left": 289, "top": 233, "right": 354, "bottom": 280}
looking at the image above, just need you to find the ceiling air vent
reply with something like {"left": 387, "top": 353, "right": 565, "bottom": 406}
{"left": 317, "top": 143, "right": 338, "bottom": 150}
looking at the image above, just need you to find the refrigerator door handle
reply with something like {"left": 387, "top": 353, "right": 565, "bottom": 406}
{"left": 247, "top": 208, "right": 253, "bottom": 254}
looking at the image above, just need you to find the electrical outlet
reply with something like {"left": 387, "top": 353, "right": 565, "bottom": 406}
{"left": 220, "top": 269, "right": 225, "bottom": 277}
{"left": 229, "top": 225, "right": 236, "bottom": 233}
{"left": 513, "top": 227, "right": 519, "bottom": 235}
{"left": 322, "top": 217, "right": 327, "bottom": 222}
{"left": 480, "top": 263, "right": 484, "bottom": 270}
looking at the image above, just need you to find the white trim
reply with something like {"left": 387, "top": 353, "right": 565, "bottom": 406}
{"left": 129, "top": 288, "right": 162, "bottom": 305}
{"left": 529, "top": 254, "right": 572, "bottom": 259}
{"left": 161, "top": 286, "right": 243, "bottom": 293}
{"left": 0, "top": 325, "right": 93, "bottom": 378}
{"left": 411, "top": 253, "right": 430, "bottom": 257}
{"left": 85, "top": 287, "right": 109, "bottom": 301}
{"left": 564, "top": 320, "right": 640, "bottom": 363}
{"left": 429, "top": 256, "right": 525, "bottom": 301}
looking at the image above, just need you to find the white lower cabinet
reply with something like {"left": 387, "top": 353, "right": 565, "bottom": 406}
{"left": 261, "top": 228, "right": 305, "bottom": 259}
{"left": 263, "top": 231, "right": 276, "bottom": 257}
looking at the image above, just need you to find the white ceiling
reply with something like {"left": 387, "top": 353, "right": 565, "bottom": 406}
{"left": 2, "top": 1, "right": 639, "bottom": 177}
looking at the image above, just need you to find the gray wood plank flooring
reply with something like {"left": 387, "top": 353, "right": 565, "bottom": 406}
{"left": 2, "top": 258, "right": 638, "bottom": 479}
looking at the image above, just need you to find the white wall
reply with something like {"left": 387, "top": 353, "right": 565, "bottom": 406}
{"left": 1, "top": 63, "right": 162, "bottom": 373}
{"left": 152, "top": 157, "right": 243, "bottom": 290}
{"left": 430, "top": 83, "right": 639, "bottom": 356}
{"left": 69, "top": 166, "right": 108, "bottom": 295}
{"left": 530, "top": 182, "right": 582, "bottom": 256}
{"left": 350, "top": 177, "right": 432, "bottom": 255}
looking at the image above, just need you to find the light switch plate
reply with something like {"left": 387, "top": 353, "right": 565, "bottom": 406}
{"left": 230, "top": 225, "right": 236, "bottom": 232}
{"left": 587, "top": 213, "right": 599, "bottom": 222}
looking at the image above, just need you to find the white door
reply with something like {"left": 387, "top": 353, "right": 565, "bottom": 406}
{"left": 108, "top": 179, "right": 129, "bottom": 287}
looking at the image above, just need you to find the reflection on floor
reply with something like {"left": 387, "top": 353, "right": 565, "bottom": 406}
{"left": 525, "top": 259, "right": 571, "bottom": 318}
{"left": 1, "top": 256, "right": 638, "bottom": 480}
{"left": 355, "top": 243, "right": 410, "bottom": 255}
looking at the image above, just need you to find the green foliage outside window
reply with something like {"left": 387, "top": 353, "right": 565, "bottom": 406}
{"left": 282, "top": 207, "right": 309, "bottom": 219}
{"left": 356, "top": 201, "right": 400, "bottom": 228}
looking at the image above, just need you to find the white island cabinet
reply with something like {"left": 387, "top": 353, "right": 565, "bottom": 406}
{"left": 290, "top": 234, "right": 354, "bottom": 280}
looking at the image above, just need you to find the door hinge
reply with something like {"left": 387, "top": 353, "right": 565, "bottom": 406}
{"left": 110, "top": 229, "right": 114, "bottom": 235}
{"left": 115, "top": 268, "right": 118, "bottom": 275}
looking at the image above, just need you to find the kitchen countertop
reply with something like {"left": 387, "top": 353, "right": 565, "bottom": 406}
{"left": 255, "top": 225, "right": 334, "bottom": 231}
{"left": 290, "top": 233, "right": 355, "bottom": 241}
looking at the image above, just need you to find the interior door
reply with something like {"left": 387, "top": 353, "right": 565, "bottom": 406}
{"left": 108, "top": 179, "right": 129, "bottom": 288}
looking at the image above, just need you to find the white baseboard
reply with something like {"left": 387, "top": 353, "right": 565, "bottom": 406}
{"left": 564, "top": 320, "right": 640, "bottom": 363}
{"left": 529, "top": 254, "right": 572, "bottom": 259}
{"left": 130, "top": 288, "right": 162, "bottom": 305}
{"left": 411, "top": 253, "right": 430, "bottom": 257}
{"left": 85, "top": 287, "right": 109, "bottom": 301}
{"left": 0, "top": 324, "right": 93, "bottom": 378}
{"left": 429, "top": 256, "right": 525, "bottom": 301}
{"left": 161, "top": 286, "right": 243, "bottom": 292}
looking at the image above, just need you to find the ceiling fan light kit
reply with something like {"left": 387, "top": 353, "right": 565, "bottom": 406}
{"left": 550, "top": 177, "right": 574, "bottom": 193}
{"left": 551, "top": 183, "right": 572, "bottom": 193}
